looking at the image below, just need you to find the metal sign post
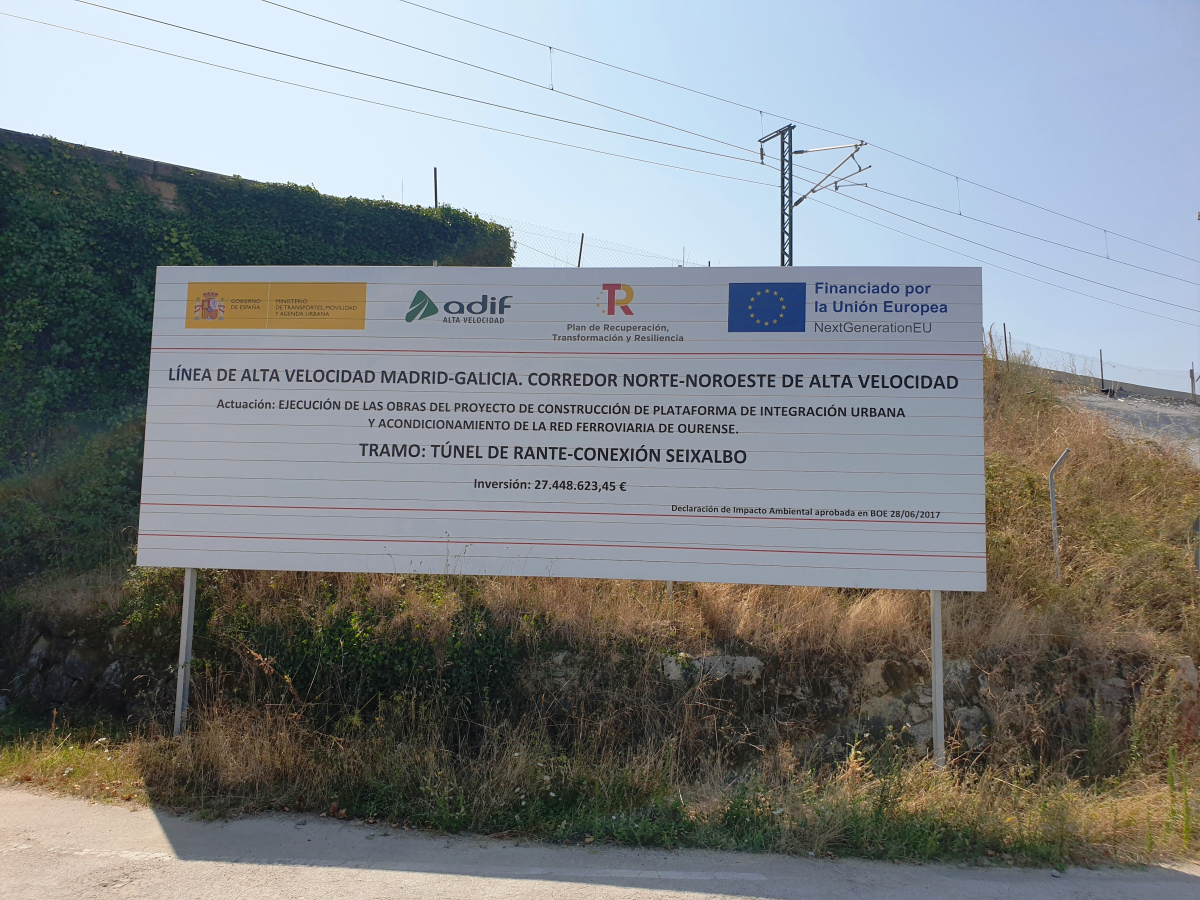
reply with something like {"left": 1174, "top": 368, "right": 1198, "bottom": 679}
{"left": 930, "top": 589, "right": 945, "bottom": 767}
{"left": 1049, "top": 449, "right": 1072, "bottom": 581}
{"left": 173, "top": 567, "right": 198, "bottom": 737}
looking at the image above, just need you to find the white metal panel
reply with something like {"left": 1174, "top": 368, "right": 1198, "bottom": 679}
{"left": 138, "top": 265, "right": 985, "bottom": 590}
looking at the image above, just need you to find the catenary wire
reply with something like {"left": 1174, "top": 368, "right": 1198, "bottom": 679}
{"left": 0, "top": 12, "right": 775, "bottom": 189}
{"left": 85, "top": 0, "right": 1196, "bottom": 288}
{"left": 784, "top": 158, "right": 1197, "bottom": 290}
{"left": 808, "top": 195, "right": 1200, "bottom": 328}
{"left": 861, "top": 185, "right": 1200, "bottom": 287}
{"left": 825, "top": 191, "right": 1199, "bottom": 313}
{"left": 5, "top": 13, "right": 1190, "bottom": 327}
{"left": 391, "top": 0, "right": 1200, "bottom": 266}
{"left": 191, "top": 1, "right": 1200, "bottom": 287}
{"left": 867, "top": 147, "right": 1200, "bottom": 266}
{"left": 781, "top": 161, "right": 1200, "bottom": 313}
{"left": 258, "top": 0, "right": 757, "bottom": 159}
{"left": 266, "top": 0, "right": 1200, "bottom": 289}
{"left": 71, "top": 1, "right": 762, "bottom": 169}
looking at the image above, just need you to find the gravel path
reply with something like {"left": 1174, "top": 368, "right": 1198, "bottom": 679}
{"left": 1070, "top": 390, "right": 1200, "bottom": 465}
{"left": 2, "top": 788, "right": 1198, "bottom": 899}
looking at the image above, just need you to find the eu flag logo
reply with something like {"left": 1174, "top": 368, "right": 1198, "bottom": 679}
{"left": 727, "top": 282, "right": 805, "bottom": 332}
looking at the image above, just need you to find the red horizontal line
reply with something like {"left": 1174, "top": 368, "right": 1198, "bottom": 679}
{"left": 141, "top": 501, "right": 981, "bottom": 526}
{"left": 138, "top": 532, "right": 984, "bottom": 560}
{"left": 151, "top": 347, "right": 982, "bottom": 357}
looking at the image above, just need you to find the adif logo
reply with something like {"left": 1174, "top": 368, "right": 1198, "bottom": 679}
{"left": 407, "top": 290, "right": 512, "bottom": 324}
{"left": 442, "top": 295, "right": 512, "bottom": 317}
{"left": 598, "top": 283, "right": 634, "bottom": 316}
{"left": 406, "top": 290, "right": 438, "bottom": 322}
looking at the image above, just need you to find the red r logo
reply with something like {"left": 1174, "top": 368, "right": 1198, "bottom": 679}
{"left": 601, "top": 283, "right": 635, "bottom": 315}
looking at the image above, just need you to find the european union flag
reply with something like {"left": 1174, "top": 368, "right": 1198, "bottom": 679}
{"left": 727, "top": 282, "right": 805, "bottom": 332}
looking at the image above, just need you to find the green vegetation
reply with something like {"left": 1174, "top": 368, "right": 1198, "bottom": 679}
{"left": 0, "top": 412, "right": 144, "bottom": 587}
{"left": 0, "top": 131, "right": 512, "bottom": 584}
{"left": 0, "top": 132, "right": 512, "bottom": 473}
{"left": 1, "top": 134, "right": 1197, "bottom": 865}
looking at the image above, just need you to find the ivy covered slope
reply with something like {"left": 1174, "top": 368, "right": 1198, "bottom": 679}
{"left": 0, "top": 128, "right": 513, "bottom": 472}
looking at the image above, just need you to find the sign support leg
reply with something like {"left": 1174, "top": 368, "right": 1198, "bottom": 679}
{"left": 173, "top": 567, "right": 198, "bottom": 737}
{"left": 930, "top": 589, "right": 945, "bottom": 767}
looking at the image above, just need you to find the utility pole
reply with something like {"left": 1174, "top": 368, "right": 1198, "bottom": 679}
{"left": 759, "top": 125, "right": 794, "bottom": 266}
{"left": 434, "top": 167, "right": 438, "bottom": 208}
{"left": 759, "top": 129, "right": 870, "bottom": 267}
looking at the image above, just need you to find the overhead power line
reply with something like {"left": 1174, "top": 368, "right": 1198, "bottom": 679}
{"left": 6, "top": 13, "right": 1191, "bottom": 327}
{"left": 828, "top": 191, "right": 1199, "bottom": 313}
{"left": 1, "top": 12, "right": 774, "bottom": 189}
{"left": 495, "top": 216, "right": 705, "bottom": 268}
{"left": 102, "top": 0, "right": 1195, "bottom": 288}
{"left": 258, "top": 0, "right": 756, "bottom": 159}
{"left": 782, "top": 156, "right": 1196, "bottom": 286}
{"left": 72, "top": 0, "right": 760, "bottom": 169}
{"left": 809, "top": 196, "right": 1200, "bottom": 329}
{"left": 391, "top": 0, "right": 1200, "bottom": 266}
{"left": 867, "top": 148, "right": 1200, "bottom": 266}
{"left": 282, "top": 0, "right": 1200, "bottom": 289}
{"left": 861, "top": 185, "right": 1200, "bottom": 288}
{"left": 781, "top": 161, "right": 1199, "bottom": 314}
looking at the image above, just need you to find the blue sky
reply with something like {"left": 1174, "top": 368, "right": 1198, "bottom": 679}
{"left": 2, "top": 0, "right": 1197, "bottom": 373}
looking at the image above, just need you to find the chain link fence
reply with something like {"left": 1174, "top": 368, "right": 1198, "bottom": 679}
{"left": 1004, "top": 335, "right": 1194, "bottom": 395}
{"left": 486, "top": 215, "right": 710, "bottom": 269}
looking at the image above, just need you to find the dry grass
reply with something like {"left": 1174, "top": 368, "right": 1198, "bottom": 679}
{"left": 7, "top": 700, "right": 1194, "bottom": 865}
{"left": 4, "top": 564, "right": 127, "bottom": 622}
{"left": 179, "top": 339, "right": 1200, "bottom": 667}
{"left": 0, "top": 712, "right": 146, "bottom": 805}
{"left": 3, "top": 345, "right": 1199, "bottom": 862}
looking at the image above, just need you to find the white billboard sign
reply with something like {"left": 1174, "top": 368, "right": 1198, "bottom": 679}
{"left": 137, "top": 266, "right": 985, "bottom": 591}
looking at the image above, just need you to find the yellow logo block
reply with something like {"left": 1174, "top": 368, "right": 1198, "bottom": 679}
{"left": 186, "top": 282, "right": 366, "bottom": 330}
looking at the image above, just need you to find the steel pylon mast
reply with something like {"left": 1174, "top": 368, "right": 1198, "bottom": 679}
{"left": 760, "top": 127, "right": 871, "bottom": 268}
{"left": 759, "top": 125, "right": 794, "bottom": 266}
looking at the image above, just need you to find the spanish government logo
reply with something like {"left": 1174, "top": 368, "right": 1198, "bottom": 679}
{"left": 194, "top": 290, "right": 225, "bottom": 322}
{"left": 727, "top": 282, "right": 805, "bottom": 332}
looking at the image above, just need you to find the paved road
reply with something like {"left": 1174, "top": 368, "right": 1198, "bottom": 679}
{"left": 1072, "top": 391, "right": 1200, "bottom": 465}
{"left": 2, "top": 789, "right": 1198, "bottom": 899}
